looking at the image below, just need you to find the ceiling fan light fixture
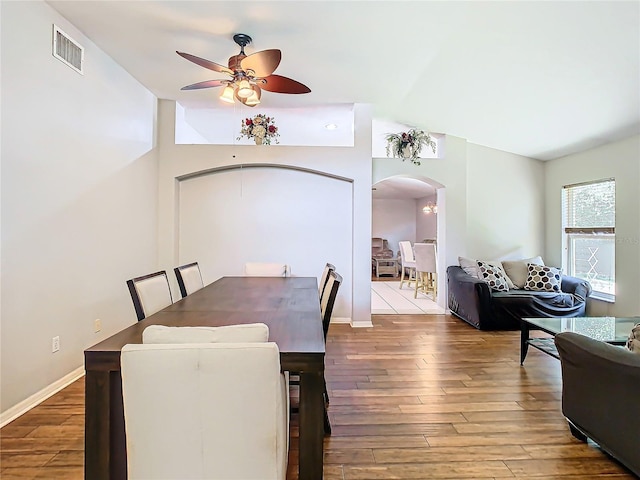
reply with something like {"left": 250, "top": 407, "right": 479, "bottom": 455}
{"left": 422, "top": 203, "right": 438, "bottom": 214}
{"left": 220, "top": 85, "right": 235, "bottom": 103}
{"left": 236, "top": 80, "right": 253, "bottom": 98}
{"left": 245, "top": 90, "right": 260, "bottom": 106}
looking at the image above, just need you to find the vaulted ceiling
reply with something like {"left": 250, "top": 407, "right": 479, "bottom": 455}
{"left": 48, "top": 1, "right": 639, "bottom": 161}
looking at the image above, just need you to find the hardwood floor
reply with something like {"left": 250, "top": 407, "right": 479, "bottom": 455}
{"left": 2, "top": 314, "right": 635, "bottom": 479}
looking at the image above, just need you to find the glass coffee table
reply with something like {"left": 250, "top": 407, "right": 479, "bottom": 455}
{"left": 520, "top": 316, "right": 638, "bottom": 364}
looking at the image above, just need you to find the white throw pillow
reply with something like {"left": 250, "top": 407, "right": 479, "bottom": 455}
{"left": 142, "top": 323, "right": 269, "bottom": 344}
{"left": 627, "top": 323, "right": 640, "bottom": 354}
{"left": 502, "top": 256, "right": 545, "bottom": 289}
{"left": 459, "top": 256, "right": 480, "bottom": 278}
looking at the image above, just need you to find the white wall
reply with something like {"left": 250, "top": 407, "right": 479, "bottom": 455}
{"left": 156, "top": 100, "right": 373, "bottom": 326}
{"left": 179, "top": 167, "right": 353, "bottom": 317}
{"left": 466, "top": 144, "right": 545, "bottom": 260}
{"left": 372, "top": 198, "right": 417, "bottom": 254}
{"left": 545, "top": 135, "right": 640, "bottom": 316}
{"left": 1, "top": 1, "right": 158, "bottom": 415}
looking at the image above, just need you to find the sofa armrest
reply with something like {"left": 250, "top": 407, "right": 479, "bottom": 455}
{"left": 447, "top": 266, "right": 492, "bottom": 329}
{"left": 560, "top": 275, "right": 592, "bottom": 301}
{"left": 555, "top": 332, "right": 640, "bottom": 476}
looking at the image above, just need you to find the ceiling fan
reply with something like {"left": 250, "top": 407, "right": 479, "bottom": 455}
{"left": 177, "top": 33, "right": 311, "bottom": 107}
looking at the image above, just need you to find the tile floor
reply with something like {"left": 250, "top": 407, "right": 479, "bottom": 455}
{"left": 371, "top": 280, "right": 446, "bottom": 314}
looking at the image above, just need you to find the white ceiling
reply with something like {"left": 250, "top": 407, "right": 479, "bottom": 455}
{"left": 47, "top": 1, "right": 639, "bottom": 161}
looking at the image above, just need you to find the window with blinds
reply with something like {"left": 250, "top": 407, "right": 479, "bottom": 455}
{"left": 562, "top": 179, "right": 615, "bottom": 298}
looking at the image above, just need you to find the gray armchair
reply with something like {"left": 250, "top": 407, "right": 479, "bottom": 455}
{"left": 371, "top": 237, "right": 393, "bottom": 259}
{"left": 555, "top": 332, "right": 640, "bottom": 477}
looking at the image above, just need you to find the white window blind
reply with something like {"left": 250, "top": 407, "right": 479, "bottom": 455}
{"left": 562, "top": 179, "right": 615, "bottom": 298}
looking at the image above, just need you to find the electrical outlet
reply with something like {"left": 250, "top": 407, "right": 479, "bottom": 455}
{"left": 52, "top": 336, "right": 60, "bottom": 353}
{"left": 94, "top": 319, "right": 102, "bottom": 333}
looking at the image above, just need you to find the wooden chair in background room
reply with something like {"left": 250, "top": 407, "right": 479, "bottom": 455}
{"left": 413, "top": 242, "right": 437, "bottom": 300}
{"left": 244, "top": 262, "right": 290, "bottom": 277}
{"left": 398, "top": 241, "right": 417, "bottom": 289}
{"left": 318, "top": 262, "right": 336, "bottom": 302}
{"left": 121, "top": 342, "right": 289, "bottom": 480}
{"left": 174, "top": 261, "right": 204, "bottom": 298}
{"left": 126, "top": 270, "right": 173, "bottom": 321}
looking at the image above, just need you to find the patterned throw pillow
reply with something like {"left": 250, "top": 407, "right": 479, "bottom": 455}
{"left": 477, "top": 261, "right": 510, "bottom": 292}
{"left": 627, "top": 323, "right": 640, "bottom": 353}
{"left": 524, "top": 264, "right": 561, "bottom": 292}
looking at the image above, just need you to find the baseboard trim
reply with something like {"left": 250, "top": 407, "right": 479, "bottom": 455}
{"left": 0, "top": 366, "right": 85, "bottom": 428}
{"left": 331, "top": 317, "right": 373, "bottom": 328}
{"left": 331, "top": 316, "right": 351, "bottom": 324}
{"left": 351, "top": 319, "right": 374, "bottom": 328}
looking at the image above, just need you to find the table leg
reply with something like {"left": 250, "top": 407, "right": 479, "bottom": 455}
{"left": 85, "top": 370, "right": 127, "bottom": 480}
{"left": 520, "top": 321, "right": 530, "bottom": 365}
{"left": 299, "top": 371, "right": 325, "bottom": 480}
{"left": 85, "top": 370, "right": 111, "bottom": 480}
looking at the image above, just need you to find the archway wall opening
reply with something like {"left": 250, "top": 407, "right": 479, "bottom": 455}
{"left": 373, "top": 135, "right": 546, "bottom": 310}
{"left": 373, "top": 134, "right": 469, "bottom": 274}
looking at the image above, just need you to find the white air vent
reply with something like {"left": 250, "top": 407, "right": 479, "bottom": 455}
{"left": 52, "top": 25, "right": 84, "bottom": 74}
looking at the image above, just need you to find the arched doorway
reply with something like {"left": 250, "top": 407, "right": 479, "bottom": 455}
{"left": 371, "top": 175, "right": 446, "bottom": 313}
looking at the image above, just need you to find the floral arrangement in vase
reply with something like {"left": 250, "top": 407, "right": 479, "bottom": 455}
{"left": 237, "top": 114, "right": 280, "bottom": 145}
{"left": 385, "top": 128, "right": 436, "bottom": 165}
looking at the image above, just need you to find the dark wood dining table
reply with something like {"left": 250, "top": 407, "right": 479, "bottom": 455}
{"left": 84, "top": 276, "right": 326, "bottom": 479}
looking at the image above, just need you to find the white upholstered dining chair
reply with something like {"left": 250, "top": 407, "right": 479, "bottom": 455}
{"left": 126, "top": 270, "right": 173, "bottom": 321}
{"left": 413, "top": 242, "right": 437, "bottom": 299}
{"left": 398, "top": 241, "right": 417, "bottom": 289}
{"left": 142, "top": 323, "right": 270, "bottom": 344}
{"left": 244, "top": 262, "right": 290, "bottom": 277}
{"left": 121, "top": 341, "right": 289, "bottom": 480}
{"left": 174, "top": 261, "right": 204, "bottom": 298}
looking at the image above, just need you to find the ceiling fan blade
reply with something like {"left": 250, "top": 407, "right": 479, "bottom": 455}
{"left": 240, "top": 49, "right": 281, "bottom": 78}
{"left": 260, "top": 74, "right": 311, "bottom": 94}
{"left": 180, "top": 79, "right": 228, "bottom": 90}
{"left": 176, "top": 51, "right": 233, "bottom": 75}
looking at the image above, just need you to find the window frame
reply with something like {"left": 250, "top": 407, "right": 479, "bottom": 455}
{"left": 562, "top": 178, "right": 615, "bottom": 301}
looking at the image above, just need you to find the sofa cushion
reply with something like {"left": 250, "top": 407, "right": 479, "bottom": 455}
{"left": 524, "top": 264, "right": 561, "bottom": 292}
{"left": 477, "top": 261, "right": 510, "bottom": 292}
{"left": 493, "top": 289, "right": 576, "bottom": 308}
{"left": 502, "top": 256, "right": 545, "bottom": 289}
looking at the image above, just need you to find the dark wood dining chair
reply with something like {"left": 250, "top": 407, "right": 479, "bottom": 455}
{"left": 291, "top": 269, "right": 342, "bottom": 434}
{"left": 320, "top": 270, "right": 342, "bottom": 399}
{"left": 126, "top": 270, "right": 173, "bottom": 321}
{"left": 174, "top": 261, "right": 204, "bottom": 298}
{"left": 318, "top": 262, "right": 336, "bottom": 302}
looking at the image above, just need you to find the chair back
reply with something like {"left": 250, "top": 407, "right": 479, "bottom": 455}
{"left": 174, "top": 261, "right": 204, "bottom": 298}
{"left": 121, "top": 342, "right": 289, "bottom": 480}
{"left": 244, "top": 262, "right": 290, "bottom": 277}
{"left": 321, "top": 270, "right": 342, "bottom": 340}
{"left": 142, "top": 323, "right": 270, "bottom": 344}
{"left": 318, "top": 263, "right": 336, "bottom": 299}
{"left": 414, "top": 243, "right": 437, "bottom": 274}
{"left": 126, "top": 271, "right": 173, "bottom": 321}
{"left": 399, "top": 241, "right": 415, "bottom": 264}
